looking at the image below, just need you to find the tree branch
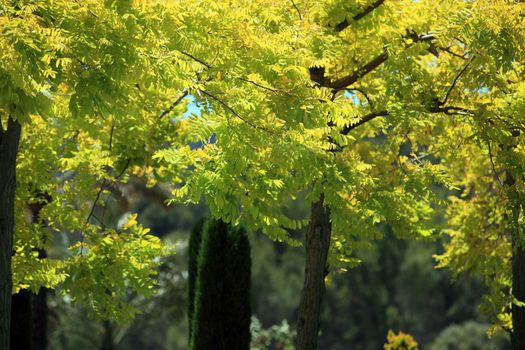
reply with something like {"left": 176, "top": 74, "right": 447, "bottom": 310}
{"left": 312, "top": 51, "right": 389, "bottom": 91}
{"left": 429, "top": 105, "right": 473, "bottom": 116}
{"left": 178, "top": 50, "right": 212, "bottom": 68}
{"left": 290, "top": 0, "right": 303, "bottom": 20}
{"left": 311, "top": 32, "right": 459, "bottom": 92}
{"left": 237, "top": 77, "right": 279, "bottom": 93}
{"left": 488, "top": 141, "right": 504, "bottom": 186}
{"left": 441, "top": 56, "right": 474, "bottom": 105}
{"left": 335, "top": 0, "right": 386, "bottom": 31}
{"left": 339, "top": 110, "right": 389, "bottom": 135}
{"left": 108, "top": 123, "right": 115, "bottom": 152}
{"left": 439, "top": 46, "right": 467, "bottom": 60}
{"left": 200, "top": 90, "right": 273, "bottom": 134}
{"left": 159, "top": 90, "right": 189, "bottom": 120}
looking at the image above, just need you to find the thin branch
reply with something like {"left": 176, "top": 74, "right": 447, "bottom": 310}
{"left": 290, "top": 0, "right": 303, "bottom": 19}
{"left": 334, "top": 102, "right": 471, "bottom": 149}
{"left": 328, "top": 110, "right": 388, "bottom": 152}
{"left": 429, "top": 105, "right": 473, "bottom": 116}
{"left": 200, "top": 90, "right": 273, "bottom": 134}
{"left": 91, "top": 214, "right": 107, "bottom": 229}
{"left": 310, "top": 32, "right": 443, "bottom": 91}
{"left": 115, "top": 159, "right": 131, "bottom": 180}
{"left": 335, "top": 0, "right": 386, "bottom": 31}
{"left": 441, "top": 56, "right": 474, "bottom": 105}
{"left": 237, "top": 77, "right": 279, "bottom": 93}
{"left": 439, "top": 46, "right": 467, "bottom": 60}
{"left": 85, "top": 179, "right": 107, "bottom": 225}
{"left": 319, "top": 51, "right": 389, "bottom": 91}
{"left": 108, "top": 123, "right": 115, "bottom": 152}
{"left": 178, "top": 50, "right": 212, "bottom": 68}
{"left": 488, "top": 141, "right": 504, "bottom": 186}
{"left": 85, "top": 159, "right": 129, "bottom": 226}
{"left": 159, "top": 90, "right": 189, "bottom": 120}
{"left": 340, "top": 110, "right": 389, "bottom": 135}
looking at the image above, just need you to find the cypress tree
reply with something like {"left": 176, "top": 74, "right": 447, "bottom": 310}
{"left": 222, "top": 224, "right": 251, "bottom": 350}
{"left": 187, "top": 218, "right": 205, "bottom": 343}
{"left": 190, "top": 218, "right": 251, "bottom": 350}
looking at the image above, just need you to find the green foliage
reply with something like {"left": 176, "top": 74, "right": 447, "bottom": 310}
{"left": 427, "top": 321, "right": 510, "bottom": 350}
{"left": 1, "top": 0, "right": 201, "bottom": 321}
{"left": 250, "top": 316, "right": 295, "bottom": 350}
{"left": 152, "top": 0, "right": 485, "bottom": 273}
{"left": 190, "top": 219, "right": 251, "bottom": 350}
{"left": 60, "top": 214, "right": 172, "bottom": 322}
{"left": 4, "top": 0, "right": 525, "bottom": 335}
{"left": 384, "top": 330, "right": 418, "bottom": 350}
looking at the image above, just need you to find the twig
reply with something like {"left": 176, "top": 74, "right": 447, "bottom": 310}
{"left": 115, "top": 159, "right": 131, "bottom": 180}
{"left": 488, "top": 141, "right": 504, "bottom": 186}
{"left": 85, "top": 179, "right": 107, "bottom": 225}
{"left": 91, "top": 214, "right": 107, "bottom": 229}
{"left": 335, "top": 0, "right": 386, "bottom": 31}
{"left": 237, "top": 77, "right": 279, "bottom": 93}
{"left": 200, "top": 90, "right": 273, "bottom": 134}
{"left": 340, "top": 110, "right": 389, "bottom": 135}
{"left": 178, "top": 51, "right": 212, "bottom": 68}
{"left": 290, "top": 0, "right": 303, "bottom": 19}
{"left": 441, "top": 56, "right": 474, "bottom": 106}
{"left": 159, "top": 91, "right": 189, "bottom": 120}
{"left": 108, "top": 123, "right": 115, "bottom": 151}
{"left": 439, "top": 46, "right": 467, "bottom": 60}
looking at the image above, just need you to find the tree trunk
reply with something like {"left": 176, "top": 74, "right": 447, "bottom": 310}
{"left": 31, "top": 287, "right": 47, "bottom": 350}
{"left": 30, "top": 193, "right": 50, "bottom": 350}
{"left": 10, "top": 191, "right": 51, "bottom": 350}
{"left": 512, "top": 239, "right": 525, "bottom": 350}
{"left": 0, "top": 116, "right": 22, "bottom": 350}
{"left": 501, "top": 131, "right": 525, "bottom": 350}
{"left": 101, "top": 320, "right": 115, "bottom": 350}
{"left": 296, "top": 194, "right": 331, "bottom": 350}
{"left": 508, "top": 170, "right": 525, "bottom": 350}
{"left": 10, "top": 290, "right": 32, "bottom": 350}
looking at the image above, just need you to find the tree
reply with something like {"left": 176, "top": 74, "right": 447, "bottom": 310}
{"left": 154, "top": 1, "right": 486, "bottom": 348}
{"left": 190, "top": 219, "right": 251, "bottom": 350}
{"left": 419, "top": 2, "right": 525, "bottom": 349}
{"left": 0, "top": 1, "right": 204, "bottom": 348}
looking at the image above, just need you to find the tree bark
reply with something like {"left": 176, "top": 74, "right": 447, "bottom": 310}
{"left": 0, "top": 116, "right": 21, "bottom": 350}
{"left": 10, "top": 290, "right": 32, "bottom": 350}
{"left": 508, "top": 170, "right": 525, "bottom": 350}
{"left": 512, "top": 239, "right": 525, "bottom": 350}
{"left": 296, "top": 194, "right": 331, "bottom": 350}
{"left": 10, "top": 191, "right": 51, "bottom": 350}
{"left": 31, "top": 287, "right": 47, "bottom": 350}
{"left": 100, "top": 320, "right": 115, "bottom": 350}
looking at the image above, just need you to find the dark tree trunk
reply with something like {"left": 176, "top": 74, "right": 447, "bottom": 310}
{"left": 501, "top": 132, "right": 525, "bottom": 350}
{"left": 10, "top": 290, "right": 32, "bottom": 350}
{"left": 0, "top": 116, "right": 22, "bottom": 350}
{"left": 101, "top": 320, "right": 115, "bottom": 350}
{"left": 31, "top": 287, "right": 47, "bottom": 350}
{"left": 296, "top": 194, "right": 331, "bottom": 350}
{"left": 11, "top": 191, "right": 51, "bottom": 350}
{"left": 512, "top": 239, "right": 525, "bottom": 350}
{"left": 30, "top": 194, "right": 50, "bottom": 350}
{"left": 508, "top": 171, "right": 525, "bottom": 350}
